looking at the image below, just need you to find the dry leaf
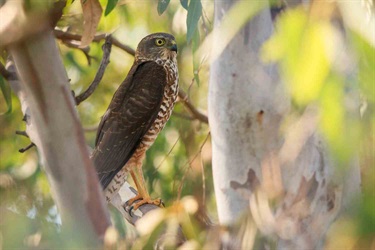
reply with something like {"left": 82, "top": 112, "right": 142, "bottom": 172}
{"left": 80, "top": 0, "right": 102, "bottom": 47}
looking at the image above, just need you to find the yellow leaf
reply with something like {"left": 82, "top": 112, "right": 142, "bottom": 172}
{"left": 289, "top": 22, "right": 333, "bottom": 105}
{"left": 319, "top": 74, "right": 359, "bottom": 163}
{"left": 262, "top": 8, "right": 335, "bottom": 106}
{"left": 320, "top": 76, "right": 344, "bottom": 149}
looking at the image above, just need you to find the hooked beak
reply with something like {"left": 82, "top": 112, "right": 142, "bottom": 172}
{"left": 169, "top": 43, "right": 178, "bottom": 52}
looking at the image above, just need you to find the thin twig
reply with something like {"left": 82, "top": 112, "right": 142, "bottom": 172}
{"left": 19, "top": 143, "right": 35, "bottom": 153}
{"left": 61, "top": 40, "right": 94, "bottom": 65}
{"left": 0, "top": 61, "right": 17, "bottom": 81}
{"left": 153, "top": 136, "right": 181, "bottom": 173}
{"left": 178, "top": 89, "right": 209, "bottom": 124}
{"left": 15, "top": 130, "right": 29, "bottom": 138}
{"left": 54, "top": 29, "right": 136, "bottom": 56}
{"left": 172, "top": 111, "right": 195, "bottom": 121}
{"left": 201, "top": 7, "right": 211, "bottom": 36}
{"left": 5, "top": 61, "right": 35, "bottom": 153}
{"left": 110, "top": 37, "right": 136, "bottom": 56}
{"left": 75, "top": 35, "right": 112, "bottom": 105}
{"left": 83, "top": 125, "right": 99, "bottom": 132}
{"left": 176, "top": 132, "right": 211, "bottom": 201}
{"left": 200, "top": 156, "right": 206, "bottom": 208}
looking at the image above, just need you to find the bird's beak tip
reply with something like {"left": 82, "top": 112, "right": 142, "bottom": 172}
{"left": 170, "top": 44, "right": 177, "bottom": 53}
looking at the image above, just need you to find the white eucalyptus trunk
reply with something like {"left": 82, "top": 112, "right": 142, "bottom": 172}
{"left": 208, "top": 1, "right": 361, "bottom": 248}
{"left": 8, "top": 31, "right": 111, "bottom": 244}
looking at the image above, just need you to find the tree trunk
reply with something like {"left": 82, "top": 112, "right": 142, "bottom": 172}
{"left": 8, "top": 30, "right": 111, "bottom": 245}
{"left": 209, "top": 0, "right": 281, "bottom": 225}
{"left": 208, "top": 1, "right": 361, "bottom": 248}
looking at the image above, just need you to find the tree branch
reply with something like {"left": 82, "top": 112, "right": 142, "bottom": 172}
{"left": 0, "top": 61, "right": 17, "bottom": 80}
{"left": 75, "top": 35, "right": 112, "bottom": 105}
{"left": 54, "top": 29, "right": 136, "bottom": 56}
{"left": 178, "top": 89, "right": 209, "bottom": 124}
{"left": 60, "top": 40, "right": 93, "bottom": 65}
{"left": 18, "top": 142, "right": 35, "bottom": 153}
{"left": 110, "top": 183, "right": 161, "bottom": 225}
{"left": 15, "top": 130, "right": 29, "bottom": 137}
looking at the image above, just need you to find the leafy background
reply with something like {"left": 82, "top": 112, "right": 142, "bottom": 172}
{"left": 0, "top": 0, "right": 374, "bottom": 249}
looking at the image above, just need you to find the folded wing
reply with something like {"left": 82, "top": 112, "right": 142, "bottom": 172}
{"left": 91, "top": 61, "right": 167, "bottom": 188}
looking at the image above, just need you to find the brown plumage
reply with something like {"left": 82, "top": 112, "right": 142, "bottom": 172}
{"left": 91, "top": 33, "right": 178, "bottom": 209}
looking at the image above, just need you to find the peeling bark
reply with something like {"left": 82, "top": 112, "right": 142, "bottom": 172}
{"left": 209, "top": 0, "right": 282, "bottom": 225}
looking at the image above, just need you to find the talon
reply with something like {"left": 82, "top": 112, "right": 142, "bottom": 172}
{"left": 129, "top": 206, "right": 134, "bottom": 216}
{"left": 127, "top": 194, "right": 143, "bottom": 206}
{"left": 127, "top": 169, "right": 164, "bottom": 212}
{"left": 128, "top": 197, "right": 164, "bottom": 211}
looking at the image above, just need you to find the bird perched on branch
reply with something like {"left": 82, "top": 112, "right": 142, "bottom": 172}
{"left": 91, "top": 33, "right": 178, "bottom": 210}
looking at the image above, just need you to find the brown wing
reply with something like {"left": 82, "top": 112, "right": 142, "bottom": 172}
{"left": 91, "top": 61, "right": 167, "bottom": 189}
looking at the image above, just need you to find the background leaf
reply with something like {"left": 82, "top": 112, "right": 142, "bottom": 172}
{"left": 186, "top": 0, "right": 202, "bottom": 43}
{"left": 157, "top": 0, "right": 170, "bottom": 16}
{"left": 180, "top": 0, "right": 188, "bottom": 10}
{"left": 349, "top": 30, "right": 375, "bottom": 103}
{"left": 0, "top": 77, "right": 12, "bottom": 114}
{"left": 104, "top": 0, "right": 118, "bottom": 16}
{"left": 262, "top": 8, "right": 332, "bottom": 106}
{"left": 80, "top": 0, "right": 103, "bottom": 47}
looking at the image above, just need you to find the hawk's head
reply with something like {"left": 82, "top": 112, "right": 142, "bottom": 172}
{"left": 135, "top": 33, "right": 177, "bottom": 62}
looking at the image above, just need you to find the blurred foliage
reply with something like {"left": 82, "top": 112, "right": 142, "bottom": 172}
{"left": 105, "top": 0, "right": 118, "bottom": 16}
{"left": 262, "top": 6, "right": 373, "bottom": 164}
{"left": 0, "top": 0, "right": 374, "bottom": 249}
{"left": 262, "top": 3, "right": 374, "bottom": 248}
{"left": 0, "top": 76, "right": 11, "bottom": 114}
{"left": 157, "top": 0, "right": 170, "bottom": 16}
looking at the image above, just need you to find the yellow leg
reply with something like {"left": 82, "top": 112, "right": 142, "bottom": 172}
{"left": 127, "top": 166, "right": 164, "bottom": 211}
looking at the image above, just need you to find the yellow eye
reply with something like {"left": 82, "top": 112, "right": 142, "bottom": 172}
{"left": 155, "top": 38, "right": 165, "bottom": 46}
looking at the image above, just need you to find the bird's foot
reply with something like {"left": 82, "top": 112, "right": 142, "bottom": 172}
{"left": 128, "top": 196, "right": 164, "bottom": 214}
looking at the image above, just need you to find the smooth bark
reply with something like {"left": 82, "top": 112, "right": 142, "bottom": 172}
{"left": 209, "top": 0, "right": 281, "bottom": 225}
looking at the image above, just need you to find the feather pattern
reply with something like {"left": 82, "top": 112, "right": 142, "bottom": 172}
{"left": 91, "top": 61, "right": 167, "bottom": 188}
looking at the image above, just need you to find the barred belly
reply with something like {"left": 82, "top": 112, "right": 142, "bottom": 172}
{"left": 138, "top": 58, "right": 179, "bottom": 152}
{"left": 104, "top": 89, "right": 177, "bottom": 201}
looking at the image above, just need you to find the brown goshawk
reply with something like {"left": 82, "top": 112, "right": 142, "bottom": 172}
{"left": 91, "top": 33, "right": 178, "bottom": 210}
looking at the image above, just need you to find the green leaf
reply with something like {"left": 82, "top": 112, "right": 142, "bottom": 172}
{"left": 157, "top": 0, "right": 170, "bottom": 15}
{"left": 0, "top": 77, "right": 12, "bottom": 115}
{"left": 104, "top": 0, "right": 118, "bottom": 16}
{"left": 180, "top": 0, "right": 188, "bottom": 10}
{"left": 192, "top": 29, "right": 200, "bottom": 86}
{"left": 349, "top": 30, "right": 375, "bottom": 103}
{"left": 319, "top": 74, "right": 359, "bottom": 164}
{"left": 186, "top": 0, "right": 202, "bottom": 43}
